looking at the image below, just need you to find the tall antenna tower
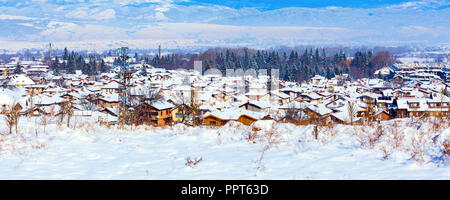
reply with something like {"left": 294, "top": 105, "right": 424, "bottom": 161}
{"left": 158, "top": 44, "right": 161, "bottom": 60}
{"left": 117, "top": 47, "right": 132, "bottom": 107}
{"left": 49, "top": 43, "right": 52, "bottom": 59}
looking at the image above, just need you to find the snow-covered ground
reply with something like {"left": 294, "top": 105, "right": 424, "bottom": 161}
{"left": 0, "top": 117, "right": 448, "bottom": 179}
{"left": 397, "top": 57, "right": 435, "bottom": 64}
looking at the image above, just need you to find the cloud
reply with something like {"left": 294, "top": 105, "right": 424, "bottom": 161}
{"left": 387, "top": 0, "right": 449, "bottom": 9}
{"left": 146, "top": 12, "right": 169, "bottom": 21}
{"left": 0, "top": 14, "right": 36, "bottom": 20}
{"left": 0, "top": 0, "right": 449, "bottom": 49}
{"left": 65, "top": 8, "right": 116, "bottom": 20}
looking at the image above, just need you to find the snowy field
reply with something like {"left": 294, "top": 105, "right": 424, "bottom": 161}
{"left": 0, "top": 117, "right": 448, "bottom": 180}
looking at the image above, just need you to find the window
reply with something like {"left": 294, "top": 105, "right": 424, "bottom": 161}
{"left": 408, "top": 102, "right": 419, "bottom": 108}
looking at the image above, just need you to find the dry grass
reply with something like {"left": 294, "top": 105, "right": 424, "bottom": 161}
{"left": 379, "top": 145, "right": 393, "bottom": 160}
{"left": 185, "top": 156, "right": 203, "bottom": 168}
{"left": 443, "top": 140, "right": 449, "bottom": 161}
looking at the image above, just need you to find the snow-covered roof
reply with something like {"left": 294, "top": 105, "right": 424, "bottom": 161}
{"left": 306, "top": 104, "right": 332, "bottom": 116}
{"left": 7, "top": 74, "right": 35, "bottom": 86}
{"left": 33, "top": 94, "right": 66, "bottom": 105}
{"left": 331, "top": 110, "right": 361, "bottom": 123}
{"left": 396, "top": 98, "right": 449, "bottom": 112}
{"left": 202, "top": 108, "right": 266, "bottom": 121}
{"left": 99, "top": 93, "right": 120, "bottom": 102}
{"left": 240, "top": 100, "right": 271, "bottom": 109}
{"left": 301, "top": 92, "right": 321, "bottom": 100}
{"left": 101, "top": 81, "right": 121, "bottom": 89}
{"left": 271, "top": 90, "right": 290, "bottom": 99}
{"left": 150, "top": 100, "right": 174, "bottom": 110}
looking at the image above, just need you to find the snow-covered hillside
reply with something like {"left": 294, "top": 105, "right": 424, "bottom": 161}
{"left": 0, "top": 117, "right": 448, "bottom": 179}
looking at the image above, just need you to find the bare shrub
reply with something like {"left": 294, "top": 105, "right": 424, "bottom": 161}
{"left": 255, "top": 123, "right": 281, "bottom": 171}
{"left": 409, "top": 132, "right": 426, "bottom": 163}
{"left": 389, "top": 121, "right": 403, "bottom": 149}
{"left": 264, "top": 123, "right": 281, "bottom": 145}
{"left": 185, "top": 156, "right": 203, "bottom": 168}
{"left": 368, "top": 125, "right": 383, "bottom": 148}
{"left": 247, "top": 127, "right": 260, "bottom": 143}
{"left": 318, "top": 124, "right": 337, "bottom": 144}
{"left": 354, "top": 126, "right": 369, "bottom": 148}
{"left": 379, "top": 145, "right": 393, "bottom": 160}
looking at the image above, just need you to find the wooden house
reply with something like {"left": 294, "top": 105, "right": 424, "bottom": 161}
{"left": 134, "top": 100, "right": 174, "bottom": 126}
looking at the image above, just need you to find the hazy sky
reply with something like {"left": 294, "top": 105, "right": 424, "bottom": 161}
{"left": 0, "top": 0, "right": 449, "bottom": 50}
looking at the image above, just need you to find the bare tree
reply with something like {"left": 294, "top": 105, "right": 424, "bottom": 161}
{"left": 370, "top": 51, "right": 397, "bottom": 69}
{"left": 27, "top": 92, "right": 35, "bottom": 117}
{"left": 439, "top": 88, "right": 449, "bottom": 119}
{"left": 80, "top": 98, "right": 96, "bottom": 111}
{"left": 2, "top": 103, "right": 21, "bottom": 134}
{"left": 59, "top": 99, "right": 74, "bottom": 128}
{"left": 284, "top": 103, "right": 305, "bottom": 124}
{"left": 40, "top": 111, "right": 48, "bottom": 134}
{"left": 363, "top": 97, "right": 377, "bottom": 124}
{"left": 176, "top": 94, "right": 192, "bottom": 124}
{"left": 190, "top": 85, "right": 200, "bottom": 127}
{"left": 347, "top": 101, "right": 357, "bottom": 125}
{"left": 143, "top": 88, "right": 164, "bottom": 105}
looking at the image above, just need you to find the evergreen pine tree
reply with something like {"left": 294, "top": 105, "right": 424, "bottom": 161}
{"left": 13, "top": 63, "right": 22, "bottom": 74}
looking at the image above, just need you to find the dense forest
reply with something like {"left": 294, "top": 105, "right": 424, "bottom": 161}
{"left": 145, "top": 47, "right": 397, "bottom": 82}
{"left": 50, "top": 48, "right": 109, "bottom": 76}
{"left": 5, "top": 46, "right": 398, "bottom": 82}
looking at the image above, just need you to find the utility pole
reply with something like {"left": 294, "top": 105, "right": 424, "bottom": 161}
{"left": 117, "top": 47, "right": 132, "bottom": 107}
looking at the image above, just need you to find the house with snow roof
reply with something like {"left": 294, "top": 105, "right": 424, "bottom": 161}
{"left": 393, "top": 97, "right": 450, "bottom": 118}
{"left": 97, "top": 93, "right": 120, "bottom": 108}
{"left": 239, "top": 100, "right": 271, "bottom": 113}
{"left": 25, "top": 84, "right": 49, "bottom": 95}
{"left": 101, "top": 81, "right": 122, "bottom": 94}
{"left": 303, "top": 103, "right": 333, "bottom": 124}
{"left": 7, "top": 74, "right": 35, "bottom": 88}
{"left": 133, "top": 100, "right": 174, "bottom": 126}
{"left": 296, "top": 92, "right": 322, "bottom": 103}
{"left": 270, "top": 90, "right": 290, "bottom": 105}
